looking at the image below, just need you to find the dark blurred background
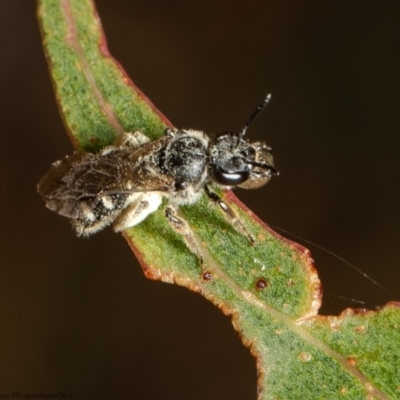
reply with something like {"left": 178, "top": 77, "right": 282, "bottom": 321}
{"left": 0, "top": 1, "right": 399, "bottom": 399}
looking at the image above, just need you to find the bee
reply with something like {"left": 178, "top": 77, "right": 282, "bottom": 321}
{"left": 38, "top": 95, "right": 277, "bottom": 238}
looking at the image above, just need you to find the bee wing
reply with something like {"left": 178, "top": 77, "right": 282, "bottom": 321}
{"left": 38, "top": 139, "right": 173, "bottom": 235}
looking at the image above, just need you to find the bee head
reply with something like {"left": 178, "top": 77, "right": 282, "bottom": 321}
{"left": 208, "top": 94, "right": 278, "bottom": 189}
{"left": 208, "top": 132, "right": 276, "bottom": 189}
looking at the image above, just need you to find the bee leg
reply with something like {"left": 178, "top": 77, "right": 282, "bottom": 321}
{"left": 204, "top": 186, "right": 256, "bottom": 245}
{"left": 114, "top": 131, "right": 151, "bottom": 147}
{"left": 113, "top": 193, "right": 163, "bottom": 232}
{"left": 165, "top": 207, "right": 205, "bottom": 266}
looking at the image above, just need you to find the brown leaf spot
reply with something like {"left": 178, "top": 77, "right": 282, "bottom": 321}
{"left": 202, "top": 271, "right": 213, "bottom": 282}
{"left": 347, "top": 356, "right": 357, "bottom": 366}
{"left": 255, "top": 278, "right": 268, "bottom": 290}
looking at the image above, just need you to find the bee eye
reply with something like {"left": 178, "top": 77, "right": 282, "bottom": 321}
{"left": 214, "top": 170, "right": 250, "bottom": 186}
{"left": 174, "top": 181, "right": 188, "bottom": 191}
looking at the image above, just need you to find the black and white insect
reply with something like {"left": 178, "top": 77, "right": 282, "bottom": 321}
{"left": 38, "top": 95, "right": 277, "bottom": 238}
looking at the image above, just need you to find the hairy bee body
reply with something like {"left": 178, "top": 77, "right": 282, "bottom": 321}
{"left": 38, "top": 97, "right": 276, "bottom": 236}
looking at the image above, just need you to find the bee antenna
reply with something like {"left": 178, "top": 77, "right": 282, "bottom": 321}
{"left": 237, "top": 94, "right": 272, "bottom": 143}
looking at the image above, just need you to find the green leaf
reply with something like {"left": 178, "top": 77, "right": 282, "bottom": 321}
{"left": 37, "top": 0, "right": 400, "bottom": 398}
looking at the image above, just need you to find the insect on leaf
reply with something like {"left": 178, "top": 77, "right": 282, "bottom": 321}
{"left": 37, "top": 0, "right": 400, "bottom": 399}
